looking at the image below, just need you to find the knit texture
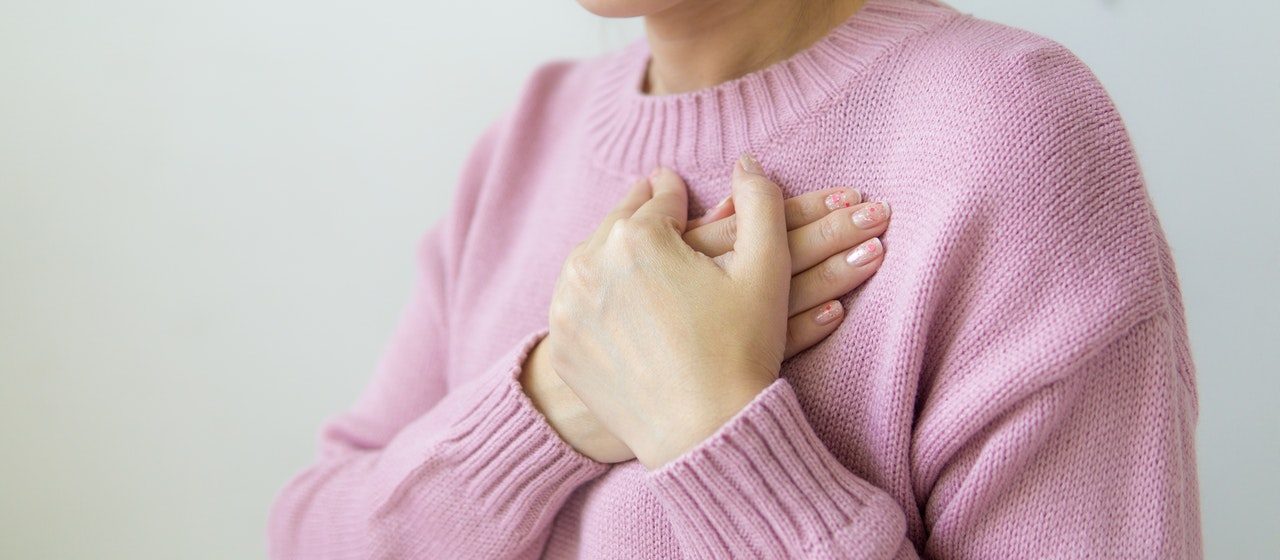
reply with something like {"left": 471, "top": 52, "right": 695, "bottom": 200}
{"left": 267, "top": 0, "right": 1202, "bottom": 557}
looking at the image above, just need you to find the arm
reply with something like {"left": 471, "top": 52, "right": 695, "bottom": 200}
{"left": 266, "top": 117, "right": 607, "bottom": 559}
{"left": 644, "top": 311, "right": 1199, "bottom": 559}
{"left": 917, "top": 311, "right": 1200, "bottom": 558}
{"left": 633, "top": 43, "right": 1199, "bottom": 558}
{"left": 646, "top": 378, "right": 913, "bottom": 559}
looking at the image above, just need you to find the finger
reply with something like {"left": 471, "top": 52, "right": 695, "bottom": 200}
{"left": 787, "top": 200, "right": 891, "bottom": 273}
{"left": 633, "top": 167, "right": 690, "bottom": 232}
{"left": 592, "top": 177, "right": 653, "bottom": 241}
{"left": 784, "top": 300, "right": 844, "bottom": 359}
{"left": 727, "top": 154, "right": 788, "bottom": 277}
{"left": 687, "top": 194, "right": 734, "bottom": 230}
{"left": 683, "top": 187, "right": 862, "bottom": 258}
{"left": 684, "top": 214, "right": 738, "bottom": 259}
{"left": 787, "top": 237, "right": 884, "bottom": 316}
{"left": 786, "top": 187, "right": 862, "bottom": 229}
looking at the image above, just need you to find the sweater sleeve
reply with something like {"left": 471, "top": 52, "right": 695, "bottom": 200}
{"left": 645, "top": 311, "right": 1199, "bottom": 559}
{"left": 647, "top": 39, "right": 1201, "bottom": 559}
{"left": 916, "top": 311, "right": 1201, "bottom": 558}
{"left": 645, "top": 378, "right": 912, "bottom": 559}
{"left": 266, "top": 116, "right": 607, "bottom": 559}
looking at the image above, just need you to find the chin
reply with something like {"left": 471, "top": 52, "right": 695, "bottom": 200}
{"left": 575, "top": 0, "right": 686, "bottom": 18}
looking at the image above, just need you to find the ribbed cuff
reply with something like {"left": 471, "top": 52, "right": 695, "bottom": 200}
{"left": 438, "top": 329, "right": 609, "bottom": 517}
{"left": 364, "top": 329, "right": 609, "bottom": 557}
{"left": 646, "top": 378, "right": 908, "bottom": 559}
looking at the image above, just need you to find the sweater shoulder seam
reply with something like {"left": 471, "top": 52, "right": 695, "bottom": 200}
{"left": 913, "top": 302, "right": 1182, "bottom": 495}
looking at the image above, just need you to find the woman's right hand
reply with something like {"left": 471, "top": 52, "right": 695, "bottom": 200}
{"left": 520, "top": 180, "right": 891, "bottom": 464}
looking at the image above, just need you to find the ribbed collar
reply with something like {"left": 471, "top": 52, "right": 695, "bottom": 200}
{"left": 583, "top": 0, "right": 956, "bottom": 177}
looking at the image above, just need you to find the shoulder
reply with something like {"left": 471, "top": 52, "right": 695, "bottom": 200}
{"left": 880, "top": 13, "right": 1151, "bottom": 262}
{"left": 484, "top": 46, "right": 633, "bottom": 145}
{"left": 443, "top": 47, "right": 622, "bottom": 205}
{"left": 897, "top": 13, "right": 1128, "bottom": 169}
{"left": 825, "top": 6, "right": 1135, "bottom": 203}
{"left": 894, "top": 16, "right": 1145, "bottom": 224}
{"left": 896, "top": 9, "right": 1105, "bottom": 98}
{"left": 427, "top": 47, "right": 630, "bottom": 252}
{"left": 871, "top": 12, "right": 1194, "bottom": 454}
{"left": 855, "top": 12, "right": 1179, "bottom": 363}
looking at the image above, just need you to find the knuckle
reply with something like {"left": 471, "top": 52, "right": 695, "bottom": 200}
{"left": 738, "top": 175, "right": 774, "bottom": 191}
{"left": 818, "top": 259, "right": 843, "bottom": 285}
{"left": 796, "top": 204, "right": 823, "bottom": 227}
{"left": 611, "top": 217, "right": 651, "bottom": 242}
{"left": 738, "top": 176, "right": 783, "bottom": 198}
{"left": 548, "top": 294, "right": 579, "bottom": 330}
{"left": 816, "top": 215, "right": 841, "bottom": 245}
{"left": 564, "top": 251, "right": 594, "bottom": 284}
{"left": 609, "top": 217, "right": 636, "bottom": 238}
{"left": 614, "top": 216, "right": 669, "bottom": 247}
{"left": 717, "top": 218, "right": 738, "bottom": 246}
{"left": 548, "top": 301, "right": 569, "bottom": 329}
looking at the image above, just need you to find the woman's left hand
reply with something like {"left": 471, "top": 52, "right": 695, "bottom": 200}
{"left": 545, "top": 155, "right": 791, "bottom": 469}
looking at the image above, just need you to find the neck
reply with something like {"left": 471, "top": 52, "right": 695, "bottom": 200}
{"left": 641, "top": 0, "right": 867, "bottom": 95}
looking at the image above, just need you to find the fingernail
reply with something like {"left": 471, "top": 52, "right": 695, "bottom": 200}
{"left": 824, "top": 189, "right": 859, "bottom": 210}
{"left": 703, "top": 194, "right": 731, "bottom": 216}
{"left": 851, "top": 201, "right": 890, "bottom": 229}
{"left": 846, "top": 237, "right": 883, "bottom": 266}
{"left": 649, "top": 167, "right": 664, "bottom": 181}
{"left": 738, "top": 153, "right": 764, "bottom": 175}
{"left": 814, "top": 301, "right": 843, "bottom": 325}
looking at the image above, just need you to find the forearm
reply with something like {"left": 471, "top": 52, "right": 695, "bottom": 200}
{"left": 646, "top": 378, "right": 912, "bottom": 559}
{"left": 268, "top": 332, "right": 607, "bottom": 559}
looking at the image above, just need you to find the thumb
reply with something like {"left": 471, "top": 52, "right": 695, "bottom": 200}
{"left": 728, "top": 153, "right": 789, "bottom": 279}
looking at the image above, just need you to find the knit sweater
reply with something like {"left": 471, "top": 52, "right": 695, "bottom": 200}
{"left": 266, "top": 0, "right": 1202, "bottom": 557}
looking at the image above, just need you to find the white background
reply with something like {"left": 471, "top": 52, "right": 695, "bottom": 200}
{"left": 1, "top": 1, "right": 1276, "bottom": 558}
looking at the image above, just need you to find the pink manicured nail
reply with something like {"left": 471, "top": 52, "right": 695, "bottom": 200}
{"left": 851, "top": 201, "right": 890, "bottom": 229}
{"left": 846, "top": 237, "right": 883, "bottom": 266}
{"left": 739, "top": 153, "right": 764, "bottom": 175}
{"left": 824, "top": 189, "right": 859, "bottom": 210}
{"left": 814, "top": 301, "right": 843, "bottom": 325}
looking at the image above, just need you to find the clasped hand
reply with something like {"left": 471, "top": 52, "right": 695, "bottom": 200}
{"left": 521, "top": 154, "right": 890, "bottom": 469}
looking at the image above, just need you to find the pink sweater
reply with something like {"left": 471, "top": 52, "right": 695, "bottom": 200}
{"left": 267, "top": 0, "right": 1202, "bottom": 557}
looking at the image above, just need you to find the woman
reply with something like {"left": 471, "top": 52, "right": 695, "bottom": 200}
{"left": 268, "top": 0, "right": 1201, "bottom": 558}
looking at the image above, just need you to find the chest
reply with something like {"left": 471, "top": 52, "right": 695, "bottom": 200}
{"left": 443, "top": 164, "right": 977, "bottom": 558}
{"left": 444, "top": 159, "right": 740, "bottom": 386}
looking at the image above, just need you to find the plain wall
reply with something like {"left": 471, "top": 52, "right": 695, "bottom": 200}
{"left": 1, "top": 1, "right": 1275, "bottom": 558}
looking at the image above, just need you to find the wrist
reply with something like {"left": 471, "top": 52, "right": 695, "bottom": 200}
{"left": 517, "top": 337, "right": 583, "bottom": 429}
{"left": 519, "top": 339, "right": 554, "bottom": 405}
{"left": 635, "top": 376, "right": 773, "bottom": 470}
{"left": 521, "top": 337, "right": 634, "bottom": 463}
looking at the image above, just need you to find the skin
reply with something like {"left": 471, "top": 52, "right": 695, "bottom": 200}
{"left": 520, "top": 0, "right": 887, "bottom": 467}
{"left": 580, "top": 0, "right": 867, "bottom": 94}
